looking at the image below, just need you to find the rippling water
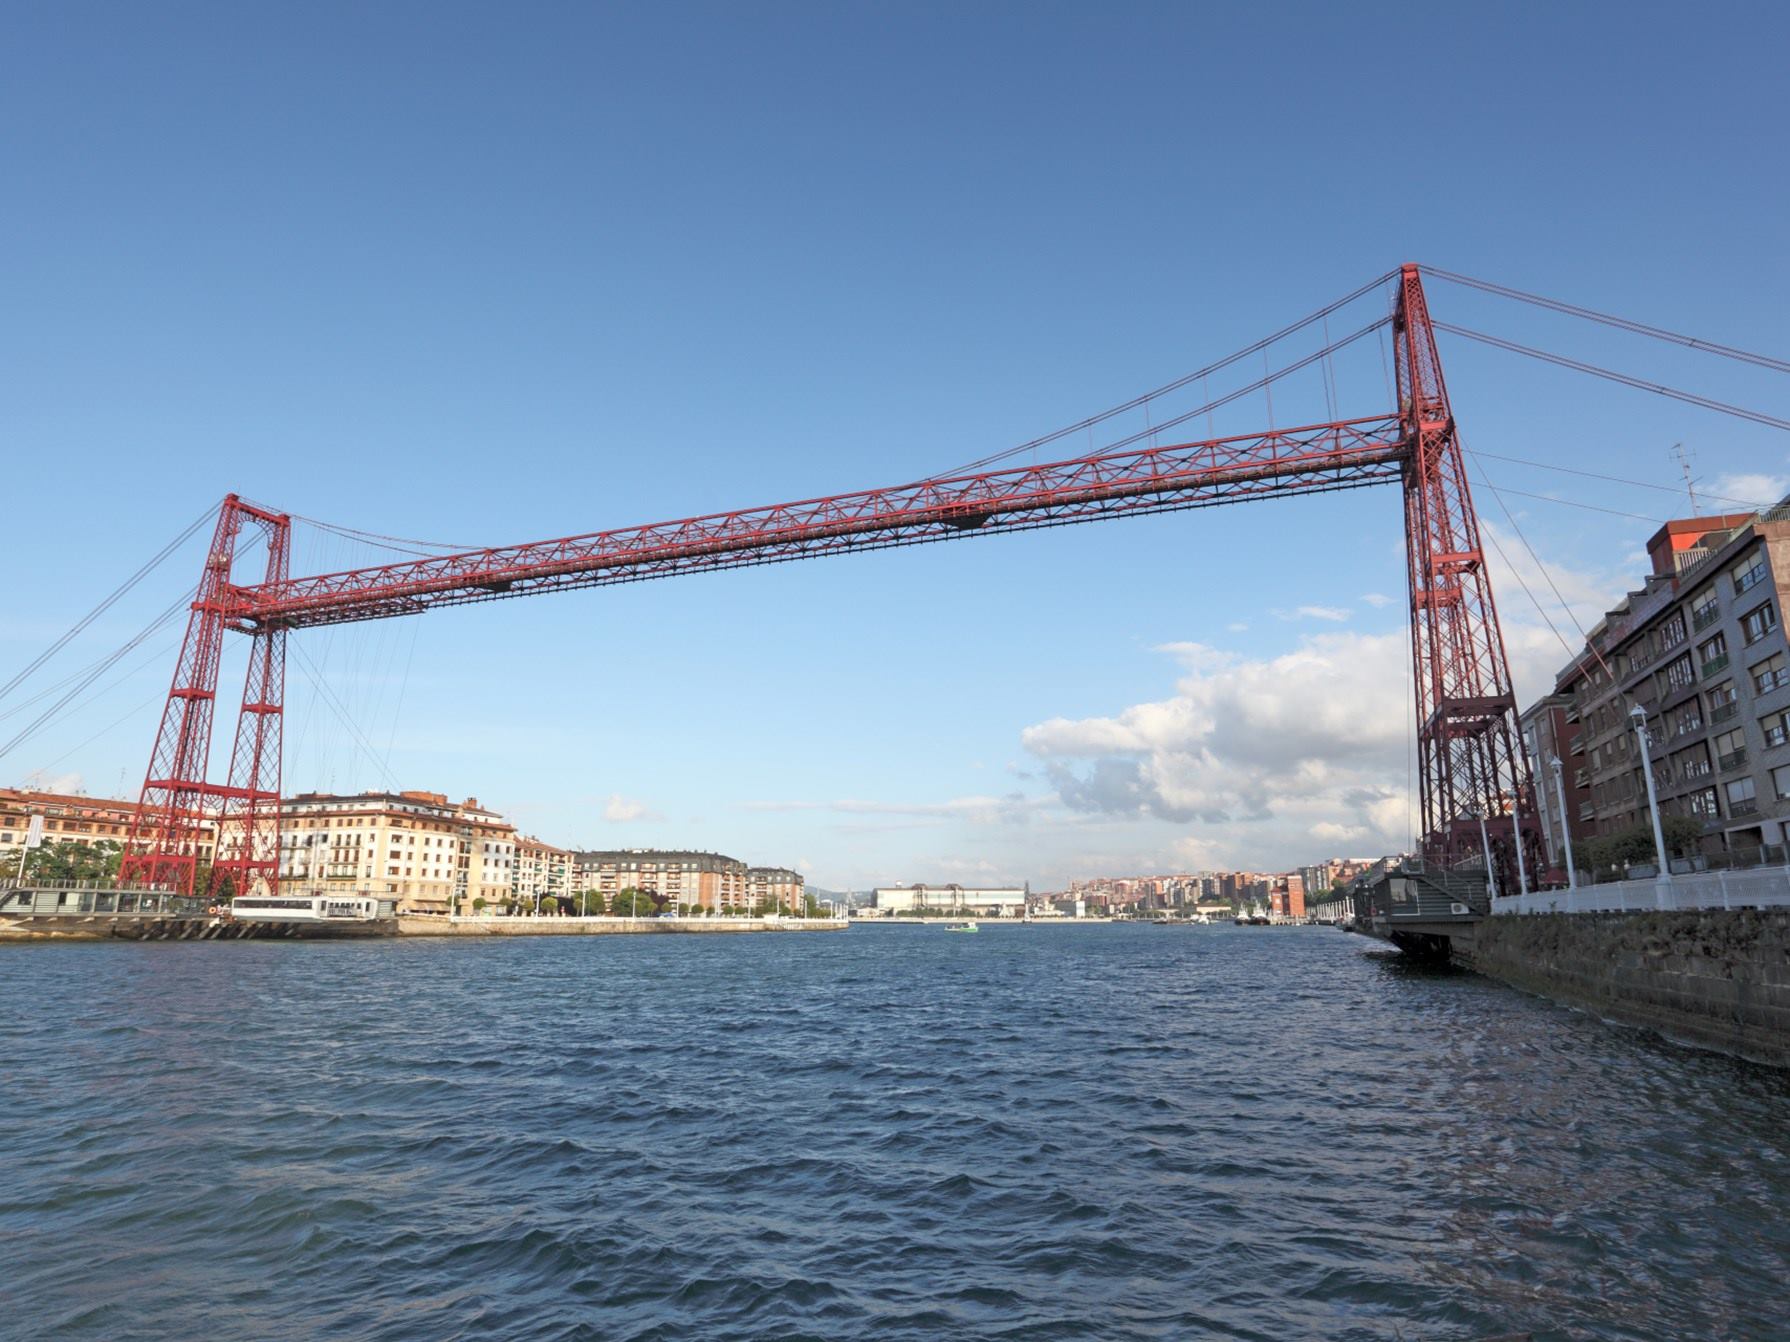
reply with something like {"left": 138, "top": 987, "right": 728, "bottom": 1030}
{"left": 4, "top": 924, "right": 1789, "bottom": 1340}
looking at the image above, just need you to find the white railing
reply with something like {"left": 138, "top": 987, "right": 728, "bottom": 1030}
{"left": 1493, "top": 866, "right": 1790, "bottom": 915}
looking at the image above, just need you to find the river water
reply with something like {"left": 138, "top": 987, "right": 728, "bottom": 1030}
{"left": 4, "top": 923, "right": 1788, "bottom": 1341}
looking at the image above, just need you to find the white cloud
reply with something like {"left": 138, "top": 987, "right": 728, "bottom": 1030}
{"left": 603, "top": 793, "right": 662, "bottom": 823}
{"left": 1706, "top": 471, "right": 1789, "bottom": 511}
{"left": 739, "top": 794, "right": 1042, "bottom": 826}
{"left": 1360, "top": 592, "right": 1395, "bottom": 608}
{"left": 1226, "top": 621, "right": 1249, "bottom": 633}
{"left": 1272, "top": 605, "right": 1352, "bottom": 622}
{"left": 1021, "top": 632, "right": 1415, "bottom": 865}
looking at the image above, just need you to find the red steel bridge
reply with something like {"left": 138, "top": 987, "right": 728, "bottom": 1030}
{"left": 120, "top": 265, "right": 1534, "bottom": 897}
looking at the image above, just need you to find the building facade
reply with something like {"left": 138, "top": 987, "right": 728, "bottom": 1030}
{"left": 514, "top": 834, "right": 574, "bottom": 908}
{"left": 873, "top": 884, "right": 1027, "bottom": 916}
{"left": 277, "top": 790, "right": 517, "bottom": 915}
{"left": 1543, "top": 508, "right": 1790, "bottom": 861}
{"left": 745, "top": 865, "right": 805, "bottom": 913}
{"left": 1519, "top": 693, "right": 1595, "bottom": 876}
{"left": 570, "top": 849, "right": 749, "bottom": 911}
{"left": 0, "top": 786, "right": 216, "bottom": 873}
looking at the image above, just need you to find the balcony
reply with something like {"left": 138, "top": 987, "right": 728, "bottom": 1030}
{"left": 1701, "top": 654, "right": 1730, "bottom": 678}
{"left": 1719, "top": 748, "right": 1749, "bottom": 773}
{"left": 1710, "top": 701, "right": 1739, "bottom": 724}
{"left": 1729, "top": 798, "right": 1760, "bottom": 817}
{"left": 1692, "top": 605, "right": 1721, "bottom": 632}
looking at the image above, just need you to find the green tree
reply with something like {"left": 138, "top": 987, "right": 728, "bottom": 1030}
{"left": 1582, "top": 816, "right": 1705, "bottom": 872}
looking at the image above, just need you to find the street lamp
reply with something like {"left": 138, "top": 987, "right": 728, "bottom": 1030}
{"left": 1630, "top": 703, "right": 1673, "bottom": 898}
{"left": 1548, "top": 754, "right": 1578, "bottom": 891}
{"left": 1469, "top": 803, "right": 1499, "bottom": 901}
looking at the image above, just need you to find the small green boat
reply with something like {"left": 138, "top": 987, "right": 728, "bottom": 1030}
{"left": 946, "top": 921, "right": 979, "bottom": 933}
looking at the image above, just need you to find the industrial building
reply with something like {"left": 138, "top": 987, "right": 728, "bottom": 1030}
{"left": 872, "top": 883, "right": 1027, "bottom": 916}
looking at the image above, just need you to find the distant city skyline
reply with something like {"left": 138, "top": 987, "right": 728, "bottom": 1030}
{"left": 4, "top": 4, "right": 1787, "bottom": 891}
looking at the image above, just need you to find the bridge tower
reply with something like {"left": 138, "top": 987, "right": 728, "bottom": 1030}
{"left": 1394, "top": 265, "right": 1535, "bottom": 873}
{"left": 120, "top": 495, "right": 290, "bottom": 898}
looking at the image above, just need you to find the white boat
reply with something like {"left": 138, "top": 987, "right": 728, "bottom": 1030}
{"left": 945, "top": 920, "right": 979, "bottom": 933}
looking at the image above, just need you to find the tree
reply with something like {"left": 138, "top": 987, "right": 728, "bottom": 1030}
{"left": 576, "top": 891, "right": 603, "bottom": 917}
{"left": 1582, "top": 816, "right": 1706, "bottom": 873}
{"left": 472, "top": 896, "right": 487, "bottom": 914}
{"left": 13, "top": 839, "right": 124, "bottom": 885}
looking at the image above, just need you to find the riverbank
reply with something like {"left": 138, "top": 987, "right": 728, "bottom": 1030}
{"left": 1458, "top": 908, "right": 1790, "bottom": 1069}
{"left": 399, "top": 914, "right": 847, "bottom": 936}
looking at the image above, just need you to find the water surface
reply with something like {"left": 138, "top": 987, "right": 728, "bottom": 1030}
{"left": 4, "top": 924, "right": 1788, "bottom": 1340}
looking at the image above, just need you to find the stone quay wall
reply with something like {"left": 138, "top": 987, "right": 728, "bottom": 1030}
{"left": 1461, "top": 909, "right": 1790, "bottom": 1068}
{"left": 397, "top": 915, "right": 847, "bottom": 937}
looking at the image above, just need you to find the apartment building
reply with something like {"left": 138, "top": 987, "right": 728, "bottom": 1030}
{"left": 514, "top": 834, "right": 574, "bottom": 908}
{"left": 570, "top": 849, "right": 749, "bottom": 911}
{"left": 1519, "top": 693, "right": 1596, "bottom": 874}
{"left": 279, "top": 790, "right": 517, "bottom": 914}
{"left": 1548, "top": 508, "right": 1790, "bottom": 858}
{"left": 745, "top": 865, "right": 805, "bottom": 913}
{"left": 0, "top": 786, "right": 217, "bottom": 867}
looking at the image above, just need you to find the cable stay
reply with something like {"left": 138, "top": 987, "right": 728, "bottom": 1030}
{"left": 917, "top": 268, "right": 1399, "bottom": 483}
{"left": 1434, "top": 322, "right": 1790, "bottom": 433}
{"left": 1423, "top": 265, "right": 1790, "bottom": 376}
{"left": 0, "top": 501, "right": 217, "bottom": 706}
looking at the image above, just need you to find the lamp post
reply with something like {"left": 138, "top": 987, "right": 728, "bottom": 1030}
{"left": 1471, "top": 804, "right": 1499, "bottom": 901}
{"left": 1630, "top": 703, "right": 1674, "bottom": 905}
{"left": 1510, "top": 791, "right": 1531, "bottom": 899}
{"left": 1548, "top": 754, "right": 1578, "bottom": 891}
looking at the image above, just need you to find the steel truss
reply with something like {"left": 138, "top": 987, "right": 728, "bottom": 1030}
{"left": 124, "top": 265, "right": 1535, "bottom": 897}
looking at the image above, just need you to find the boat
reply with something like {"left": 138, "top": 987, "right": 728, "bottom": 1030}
{"left": 946, "top": 920, "right": 979, "bottom": 933}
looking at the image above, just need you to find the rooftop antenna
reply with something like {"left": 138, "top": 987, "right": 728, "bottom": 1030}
{"left": 1671, "top": 442, "right": 1699, "bottom": 514}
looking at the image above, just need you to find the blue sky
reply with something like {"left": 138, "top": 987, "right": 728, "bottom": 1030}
{"left": 4, "top": 2, "right": 1787, "bottom": 890}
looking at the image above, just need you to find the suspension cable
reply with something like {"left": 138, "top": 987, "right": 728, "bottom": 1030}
{"left": 1085, "top": 317, "right": 1389, "bottom": 458}
{"left": 1423, "top": 266, "right": 1790, "bottom": 376}
{"left": 0, "top": 588, "right": 196, "bottom": 765}
{"left": 917, "top": 269, "right": 1399, "bottom": 481}
{"left": 1435, "top": 322, "right": 1790, "bottom": 432}
{"left": 1466, "top": 448, "right": 1786, "bottom": 510}
{"left": 0, "top": 501, "right": 217, "bottom": 705}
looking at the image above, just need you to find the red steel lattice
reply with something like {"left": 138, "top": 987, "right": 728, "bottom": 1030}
{"left": 125, "top": 266, "right": 1534, "bottom": 897}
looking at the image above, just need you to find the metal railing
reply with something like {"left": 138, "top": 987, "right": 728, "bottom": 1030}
{"left": 1495, "top": 864, "right": 1790, "bottom": 915}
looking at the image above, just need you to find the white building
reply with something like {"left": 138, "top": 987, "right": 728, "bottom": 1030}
{"left": 873, "top": 883, "right": 1027, "bottom": 916}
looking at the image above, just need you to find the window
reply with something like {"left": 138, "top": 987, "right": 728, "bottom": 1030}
{"left": 1773, "top": 765, "right": 1790, "bottom": 800}
{"left": 1733, "top": 553, "right": 1769, "bottom": 596}
{"left": 1707, "top": 680, "right": 1739, "bottom": 724}
{"left": 1700, "top": 634, "right": 1730, "bottom": 677}
{"left": 1691, "top": 589, "right": 1721, "bottom": 630}
{"left": 1715, "top": 728, "right": 1746, "bottom": 757}
{"left": 1688, "top": 788, "right": 1719, "bottom": 818}
{"left": 1765, "top": 711, "right": 1790, "bottom": 750}
{"left": 1743, "top": 602, "right": 1778, "bottom": 645}
{"left": 1726, "top": 777, "right": 1758, "bottom": 813}
{"left": 1678, "top": 747, "right": 1713, "bottom": 779}
{"left": 1754, "top": 653, "right": 1789, "bottom": 695}
{"left": 1663, "top": 655, "right": 1696, "bottom": 691}
{"left": 1660, "top": 613, "right": 1687, "bottom": 649}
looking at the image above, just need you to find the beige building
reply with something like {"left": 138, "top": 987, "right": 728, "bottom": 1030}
{"left": 277, "top": 790, "right": 517, "bottom": 915}
{"left": 1, "top": 785, "right": 217, "bottom": 871}
{"left": 571, "top": 849, "right": 749, "bottom": 911}
{"left": 514, "top": 834, "right": 574, "bottom": 908}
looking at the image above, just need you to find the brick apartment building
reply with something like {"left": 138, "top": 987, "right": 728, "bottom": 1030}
{"left": 1535, "top": 507, "right": 1790, "bottom": 863}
